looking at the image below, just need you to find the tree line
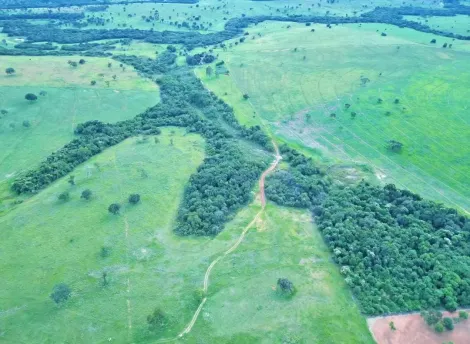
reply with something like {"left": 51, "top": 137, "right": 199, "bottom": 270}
{"left": 266, "top": 146, "right": 470, "bottom": 316}
{"left": 2, "top": 4, "right": 469, "bottom": 51}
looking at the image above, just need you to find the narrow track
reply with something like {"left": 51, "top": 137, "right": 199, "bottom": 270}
{"left": 155, "top": 141, "right": 281, "bottom": 343}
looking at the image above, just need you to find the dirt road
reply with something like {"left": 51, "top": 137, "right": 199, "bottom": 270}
{"left": 156, "top": 141, "right": 281, "bottom": 343}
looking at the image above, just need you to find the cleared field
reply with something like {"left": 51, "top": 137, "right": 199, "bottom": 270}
{"left": 369, "top": 311, "right": 470, "bottom": 344}
{"left": 197, "top": 21, "right": 470, "bottom": 212}
{"left": 0, "top": 128, "right": 208, "bottom": 343}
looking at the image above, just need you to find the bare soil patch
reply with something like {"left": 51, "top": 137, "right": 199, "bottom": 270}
{"left": 369, "top": 311, "right": 470, "bottom": 344}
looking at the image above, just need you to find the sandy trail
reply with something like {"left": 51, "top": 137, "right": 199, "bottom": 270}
{"left": 155, "top": 141, "right": 281, "bottom": 343}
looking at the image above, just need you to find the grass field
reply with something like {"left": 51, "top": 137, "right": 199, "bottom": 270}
{"left": 197, "top": 21, "right": 470, "bottom": 213}
{"left": 405, "top": 15, "right": 470, "bottom": 36}
{"left": 0, "top": 128, "right": 208, "bottom": 343}
{"left": 187, "top": 204, "right": 374, "bottom": 344}
{"left": 0, "top": 127, "right": 373, "bottom": 343}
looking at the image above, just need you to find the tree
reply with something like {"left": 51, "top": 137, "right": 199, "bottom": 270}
{"left": 91, "top": 80, "right": 96, "bottom": 86}
{"left": 50, "top": 283, "right": 71, "bottom": 304}
{"left": 108, "top": 203, "right": 120, "bottom": 215}
{"left": 102, "top": 271, "right": 108, "bottom": 286}
{"left": 434, "top": 322, "right": 444, "bottom": 333}
{"left": 351, "top": 112, "right": 357, "bottom": 118}
{"left": 243, "top": 93, "right": 249, "bottom": 100}
{"left": 206, "top": 66, "right": 213, "bottom": 77}
{"left": 68, "top": 175, "right": 75, "bottom": 186}
{"left": 459, "top": 311, "right": 468, "bottom": 320}
{"left": 58, "top": 191, "right": 70, "bottom": 202}
{"left": 394, "top": 98, "right": 400, "bottom": 104}
{"left": 5, "top": 67, "right": 15, "bottom": 75}
{"left": 277, "top": 278, "right": 295, "bottom": 295}
{"left": 79, "top": 59, "right": 86, "bottom": 65}
{"left": 108, "top": 62, "right": 112, "bottom": 68}
{"left": 22, "top": 120, "right": 31, "bottom": 128}
{"left": 443, "top": 317, "right": 454, "bottom": 331}
{"left": 389, "top": 321, "right": 396, "bottom": 331}
{"left": 386, "top": 140, "right": 403, "bottom": 152}
{"left": 25, "top": 93, "right": 38, "bottom": 102}
{"left": 430, "top": 38, "right": 436, "bottom": 44}
{"left": 81, "top": 189, "right": 92, "bottom": 200}
{"left": 68, "top": 60, "right": 78, "bottom": 68}
{"left": 147, "top": 308, "right": 168, "bottom": 332}
{"left": 377, "top": 98, "right": 383, "bottom": 104}
{"left": 128, "top": 194, "right": 141, "bottom": 204}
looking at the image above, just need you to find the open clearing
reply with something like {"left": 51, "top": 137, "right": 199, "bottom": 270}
{"left": 197, "top": 21, "right": 470, "bottom": 212}
{"left": 369, "top": 311, "right": 470, "bottom": 344}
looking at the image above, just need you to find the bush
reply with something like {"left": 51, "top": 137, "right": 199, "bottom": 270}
{"left": 81, "top": 189, "right": 92, "bottom": 200}
{"left": 50, "top": 283, "right": 71, "bottom": 304}
{"left": 58, "top": 191, "right": 70, "bottom": 202}
{"left": 459, "top": 311, "right": 468, "bottom": 320}
{"left": 434, "top": 322, "right": 444, "bottom": 333}
{"left": 443, "top": 317, "right": 454, "bottom": 331}
{"left": 128, "top": 194, "right": 140, "bottom": 204}
{"left": 108, "top": 203, "right": 120, "bottom": 215}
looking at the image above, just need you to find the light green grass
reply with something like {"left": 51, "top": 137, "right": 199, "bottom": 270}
{"left": 0, "top": 56, "right": 157, "bottom": 90}
{"left": 0, "top": 127, "right": 372, "bottom": 343}
{"left": 186, "top": 204, "right": 374, "bottom": 344}
{"left": 405, "top": 15, "right": 470, "bottom": 36}
{"left": 0, "top": 128, "right": 209, "bottom": 343}
{"left": 198, "top": 21, "right": 470, "bottom": 212}
{"left": 0, "top": 86, "right": 157, "bottom": 184}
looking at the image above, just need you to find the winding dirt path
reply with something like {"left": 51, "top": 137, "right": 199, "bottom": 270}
{"left": 155, "top": 141, "right": 281, "bottom": 343}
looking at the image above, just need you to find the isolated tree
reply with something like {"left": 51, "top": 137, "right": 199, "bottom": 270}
{"left": 430, "top": 38, "right": 436, "bottom": 44}
{"left": 5, "top": 67, "right": 15, "bottom": 75}
{"left": 68, "top": 60, "right": 78, "bottom": 68}
{"left": 389, "top": 321, "right": 396, "bottom": 331}
{"left": 351, "top": 112, "right": 357, "bottom": 118}
{"left": 377, "top": 98, "right": 383, "bottom": 104}
{"left": 91, "top": 80, "right": 96, "bottom": 86}
{"left": 58, "top": 191, "right": 70, "bottom": 202}
{"left": 22, "top": 120, "right": 31, "bottom": 128}
{"left": 394, "top": 98, "right": 400, "bottom": 104}
{"left": 277, "top": 278, "right": 295, "bottom": 295}
{"left": 25, "top": 93, "right": 38, "bottom": 102}
{"left": 167, "top": 45, "right": 176, "bottom": 52}
{"left": 50, "top": 283, "right": 71, "bottom": 304}
{"left": 39, "top": 90, "right": 47, "bottom": 96}
{"left": 108, "top": 62, "right": 112, "bottom": 68}
{"left": 79, "top": 59, "right": 86, "bottom": 65}
{"left": 386, "top": 140, "right": 403, "bottom": 152}
{"left": 147, "top": 308, "right": 168, "bottom": 332}
{"left": 68, "top": 175, "right": 75, "bottom": 186}
{"left": 108, "top": 203, "right": 120, "bottom": 215}
{"left": 112, "top": 74, "right": 117, "bottom": 80}
{"left": 100, "top": 246, "right": 111, "bottom": 258}
{"left": 243, "top": 93, "right": 249, "bottom": 100}
{"left": 206, "top": 65, "right": 213, "bottom": 77}
{"left": 81, "top": 189, "right": 92, "bottom": 200}
{"left": 434, "top": 322, "right": 444, "bottom": 333}
{"left": 459, "top": 311, "right": 469, "bottom": 320}
{"left": 1, "top": 109, "right": 7, "bottom": 115}
{"left": 102, "top": 271, "right": 108, "bottom": 286}
{"left": 128, "top": 194, "right": 141, "bottom": 204}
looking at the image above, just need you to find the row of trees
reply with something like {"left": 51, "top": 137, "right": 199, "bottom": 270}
{"left": 3, "top": 4, "right": 469, "bottom": 52}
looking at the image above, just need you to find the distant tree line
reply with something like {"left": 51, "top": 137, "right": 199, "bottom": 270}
{"left": 0, "top": 0, "right": 197, "bottom": 9}
{"left": 3, "top": 4, "right": 470, "bottom": 50}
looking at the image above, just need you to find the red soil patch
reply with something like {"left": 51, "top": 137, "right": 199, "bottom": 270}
{"left": 369, "top": 311, "right": 470, "bottom": 344}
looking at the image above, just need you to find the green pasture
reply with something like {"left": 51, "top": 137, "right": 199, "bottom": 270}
{"left": 0, "top": 127, "right": 372, "bottom": 343}
{"left": 0, "top": 129, "right": 208, "bottom": 343}
{"left": 0, "top": 86, "right": 157, "bottom": 183}
{"left": 405, "top": 15, "right": 470, "bottom": 36}
{"left": 197, "top": 22, "right": 470, "bottom": 212}
{"left": 187, "top": 205, "right": 374, "bottom": 344}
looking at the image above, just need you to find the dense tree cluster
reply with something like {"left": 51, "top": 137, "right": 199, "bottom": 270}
{"left": 185, "top": 52, "right": 216, "bottom": 66}
{"left": 0, "top": 0, "right": 197, "bottom": 9}
{"left": 2, "top": 4, "right": 469, "bottom": 51}
{"left": 266, "top": 149, "right": 470, "bottom": 315}
{"left": 265, "top": 144, "right": 329, "bottom": 209}
{"left": 316, "top": 183, "right": 470, "bottom": 315}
